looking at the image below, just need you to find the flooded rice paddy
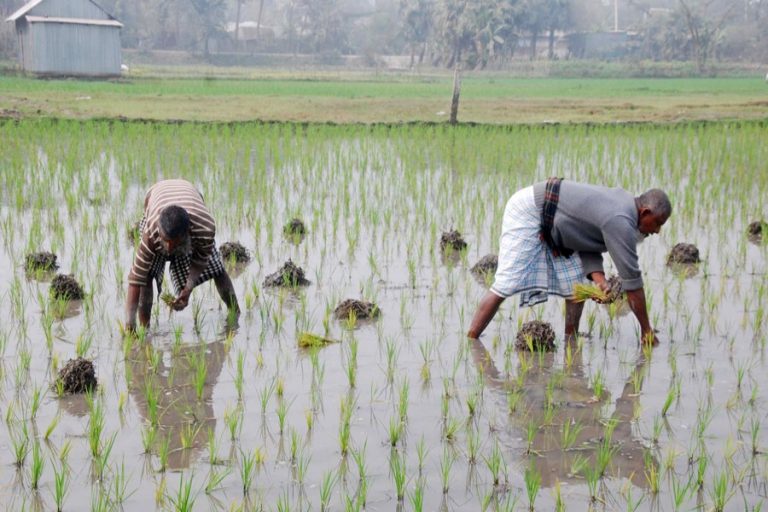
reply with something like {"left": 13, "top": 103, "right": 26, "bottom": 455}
{"left": 0, "top": 119, "right": 766, "bottom": 511}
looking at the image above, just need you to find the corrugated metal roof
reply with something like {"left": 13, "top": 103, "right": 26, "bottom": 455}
{"left": 6, "top": 0, "right": 45, "bottom": 21}
{"left": 6, "top": 0, "right": 119, "bottom": 23}
{"left": 25, "top": 15, "right": 122, "bottom": 27}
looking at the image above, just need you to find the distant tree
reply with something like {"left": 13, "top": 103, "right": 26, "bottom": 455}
{"left": 399, "top": 0, "right": 433, "bottom": 67}
{"left": 676, "top": 0, "right": 735, "bottom": 73}
{"left": 432, "top": 0, "right": 512, "bottom": 69}
{"left": 513, "top": 0, "right": 570, "bottom": 60}
{"left": 189, "top": 0, "right": 227, "bottom": 55}
{"left": 281, "top": 0, "right": 349, "bottom": 56}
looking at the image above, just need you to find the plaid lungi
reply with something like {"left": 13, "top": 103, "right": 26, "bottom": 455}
{"left": 490, "top": 186, "right": 586, "bottom": 307}
{"left": 138, "top": 217, "right": 225, "bottom": 295}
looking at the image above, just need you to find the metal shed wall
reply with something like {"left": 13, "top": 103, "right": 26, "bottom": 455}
{"left": 22, "top": 21, "right": 121, "bottom": 76}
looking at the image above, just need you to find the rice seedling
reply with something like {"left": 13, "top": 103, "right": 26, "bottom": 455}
{"left": 225, "top": 406, "right": 243, "bottom": 440}
{"left": 205, "top": 466, "right": 231, "bottom": 494}
{"left": 390, "top": 450, "right": 407, "bottom": 501}
{"left": 409, "top": 477, "right": 425, "bottom": 512}
{"left": 30, "top": 440, "right": 44, "bottom": 489}
{"left": 93, "top": 432, "right": 117, "bottom": 480}
{"left": 524, "top": 464, "right": 541, "bottom": 511}
{"left": 483, "top": 441, "right": 505, "bottom": 486}
{"left": 11, "top": 423, "right": 29, "bottom": 467}
{"left": 167, "top": 473, "right": 196, "bottom": 512}
{"left": 561, "top": 418, "right": 583, "bottom": 450}
{"left": 239, "top": 448, "right": 257, "bottom": 495}
{"left": 52, "top": 462, "right": 67, "bottom": 511}
{"left": 157, "top": 433, "right": 171, "bottom": 473}
{"left": 111, "top": 458, "right": 132, "bottom": 505}
{"left": 387, "top": 417, "right": 403, "bottom": 448}
{"left": 319, "top": 470, "right": 337, "bottom": 511}
{"left": 179, "top": 422, "right": 202, "bottom": 450}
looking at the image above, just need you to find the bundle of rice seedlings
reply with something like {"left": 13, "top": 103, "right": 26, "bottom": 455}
{"left": 572, "top": 283, "right": 608, "bottom": 303}
{"left": 160, "top": 292, "right": 176, "bottom": 307}
{"left": 298, "top": 332, "right": 337, "bottom": 348}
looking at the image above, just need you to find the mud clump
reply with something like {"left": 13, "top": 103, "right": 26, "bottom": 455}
{"left": 748, "top": 220, "right": 765, "bottom": 242}
{"left": 263, "top": 259, "right": 311, "bottom": 287}
{"left": 50, "top": 274, "right": 85, "bottom": 301}
{"left": 55, "top": 357, "right": 97, "bottom": 394}
{"left": 440, "top": 230, "right": 467, "bottom": 253}
{"left": 334, "top": 299, "right": 380, "bottom": 320}
{"left": 219, "top": 241, "right": 251, "bottom": 263}
{"left": 283, "top": 218, "right": 308, "bottom": 236}
{"left": 25, "top": 251, "right": 59, "bottom": 274}
{"left": 666, "top": 243, "right": 701, "bottom": 265}
{"left": 470, "top": 254, "right": 498, "bottom": 277}
{"left": 515, "top": 320, "right": 556, "bottom": 352}
{"left": 603, "top": 275, "right": 624, "bottom": 303}
{"left": 127, "top": 220, "right": 141, "bottom": 244}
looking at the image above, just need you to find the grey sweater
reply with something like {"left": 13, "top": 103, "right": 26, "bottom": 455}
{"left": 534, "top": 181, "right": 643, "bottom": 290}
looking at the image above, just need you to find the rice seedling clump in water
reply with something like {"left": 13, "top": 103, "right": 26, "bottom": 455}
{"left": 666, "top": 243, "right": 701, "bottom": 265}
{"left": 515, "top": 320, "right": 556, "bottom": 352}
{"left": 24, "top": 251, "right": 58, "bottom": 273}
{"left": 55, "top": 358, "right": 97, "bottom": 393}
{"left": 219, "top": 242, "right": 251, "bottom": 263}
{"left": 283, "top": 218, "right": 307, "bottom": 236}
{"left": 470, "top": 254, "right": 498, "bottom": 277}
{"left": 333, "top": 299, "right": 380, "bottom": 320}
{"left": 263, "top": 259, "right": 311, "bottom": 287}
{"left": 50, "top": 274, "right": 85, "bottom": 300}
{"left": 440, "top": 230, "right": 467, "bottom": 252}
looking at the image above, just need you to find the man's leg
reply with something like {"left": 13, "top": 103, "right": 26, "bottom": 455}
{"left": 137, "top": 285, "right": 154, "bottom": 328}
{"left": 214, "top": 271, "right": 240, "bottom": 319}
{"left": 564, "top": 299, "right": 584, "bottom": 341}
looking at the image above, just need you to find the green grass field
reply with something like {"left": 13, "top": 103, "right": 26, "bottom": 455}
{"left": 1, "top": 71, "right": 767, "bottom": 123}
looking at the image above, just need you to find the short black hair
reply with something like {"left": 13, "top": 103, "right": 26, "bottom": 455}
{"left": 637, "top": 189, "right": 672, "bottom": 219}
{"left": 159, "top": 205, "right": 190, "bottom": 240}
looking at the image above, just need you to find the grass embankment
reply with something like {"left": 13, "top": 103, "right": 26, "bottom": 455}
{"left": 1, "top": 71, "right": 766, "bottom": 123}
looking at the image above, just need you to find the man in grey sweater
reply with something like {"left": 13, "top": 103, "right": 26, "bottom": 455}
{"left": 467, "top": 180, "right": 671, "bottom": 345}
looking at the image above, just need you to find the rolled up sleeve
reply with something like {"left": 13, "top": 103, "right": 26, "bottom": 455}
{"left": 602, "top": 217, "right": 643, "bottom": 291}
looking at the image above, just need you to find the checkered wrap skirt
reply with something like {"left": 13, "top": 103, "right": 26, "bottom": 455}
{"left": 139, "top": 217, "right": 225, "bottom": 295}
{"left": 490, "top": 186, "right": 586, "bottom": 307}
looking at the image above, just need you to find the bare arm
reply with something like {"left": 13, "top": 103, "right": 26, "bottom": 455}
{"left": 467, "top": 292, "right": 505, "bottom": 339}
{"left": 625, "top": 287, "right": 658, "bottom": 345}
{"left": 125, "top": 284, "right": 141, "bottom": 332}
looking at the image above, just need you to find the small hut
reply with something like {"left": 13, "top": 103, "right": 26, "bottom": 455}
{"left": 6, "top": 0, "right": 122, "bottom": 77}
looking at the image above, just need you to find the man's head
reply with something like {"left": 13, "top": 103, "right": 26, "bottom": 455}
{"left": 635, "top": 189, "right": 671, "bottom": 236}
{"left": 158, "top": 205, "right": 191, "bottom": 254}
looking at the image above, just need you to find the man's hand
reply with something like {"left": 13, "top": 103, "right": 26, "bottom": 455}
{"left": 642, "top": 329, "right": 660, "bottom": 346}
{"left": 172, "top": 287, "right": 192, "bottom": 311}
{"left": 590, "top": 271, "right": 610, "bottom": 294}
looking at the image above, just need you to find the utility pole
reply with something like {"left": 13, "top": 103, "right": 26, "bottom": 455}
{"left": 614, "top": 0, "right": 619, "bottom": 31}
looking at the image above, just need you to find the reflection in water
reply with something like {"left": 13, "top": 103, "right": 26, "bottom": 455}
{"left": 470, "top": 337, "right": 657, "bottom": 489}
{"left": 126, "top": 336, "right": 227, "bottom": 470}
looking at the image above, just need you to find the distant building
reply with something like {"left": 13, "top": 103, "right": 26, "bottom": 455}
{"left": 6, "top": 0, "right": 123, "bottom": 77}
{"left": 567, "top": 31, "right": 631, "bottom": 60}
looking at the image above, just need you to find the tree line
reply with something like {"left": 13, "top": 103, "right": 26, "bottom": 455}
{"left": 1, "top": 0, "right": 766, "bottom": 68}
